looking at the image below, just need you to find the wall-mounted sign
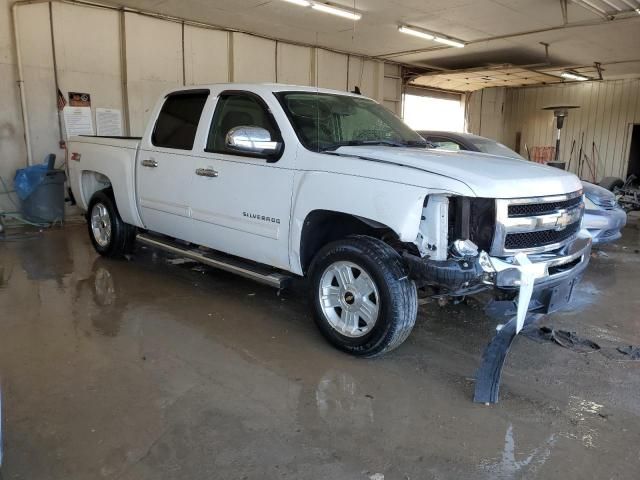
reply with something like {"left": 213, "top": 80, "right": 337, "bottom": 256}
{"left": 68, "top": 92, "right": 91, "bottom": 107}
{"left": 62, "top": 106, "right": 94, "bottom": 138}
{"left": 96, "top": 108, "right": 123, "bottom": 136}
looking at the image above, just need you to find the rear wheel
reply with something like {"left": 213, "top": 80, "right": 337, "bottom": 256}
{"left": 87, "top": 189, "right": 136, "bottom": 258}
{"left": 309, "top": 236, "right": 418, "bottom": 357}
{"left": 599, "top": 176, "right": 624, "bottom": 192}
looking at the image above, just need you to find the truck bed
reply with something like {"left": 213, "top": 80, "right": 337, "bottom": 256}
{"left": 67, "top": 135, "right": 143, "bottom": 227}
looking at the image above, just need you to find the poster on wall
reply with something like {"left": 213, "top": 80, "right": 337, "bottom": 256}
{"left": 96, "top": 108, "right": 123, "bottom": 136}
{"left": 62, "top": 106, "right": 94, "bottom": 139}
{"left": 68, "top": 92, "right": 91, "bottom": 107}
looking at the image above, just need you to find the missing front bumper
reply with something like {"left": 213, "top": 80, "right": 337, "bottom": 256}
{"left": 404, "top": 231, "right": 592, "bottom": 324}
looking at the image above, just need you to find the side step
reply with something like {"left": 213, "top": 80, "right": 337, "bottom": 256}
{"left": 136, "top": 233, "right": 292, "bottom": 289}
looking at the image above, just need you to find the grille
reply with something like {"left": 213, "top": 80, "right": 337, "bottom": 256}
{"left": 504, "top": 221, "right": 581, "bottom": 249}
{"left": 508, "top": 196, "right": 582, "bottom": 217}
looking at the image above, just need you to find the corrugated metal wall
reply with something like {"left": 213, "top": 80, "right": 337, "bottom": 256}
{"left": 465, "top": 87, "right": 506, "bottom": 143}
{"left": 501, "top": 79, "right": 640, "bottom": 181}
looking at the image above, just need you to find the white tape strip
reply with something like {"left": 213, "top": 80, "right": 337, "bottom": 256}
{"left": 513, "top": 252, "right": 547, "bottom": 333}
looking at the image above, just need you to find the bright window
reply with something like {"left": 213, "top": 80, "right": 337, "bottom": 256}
{"left": 402, "top": 94, "right": 464, "bottom": 133}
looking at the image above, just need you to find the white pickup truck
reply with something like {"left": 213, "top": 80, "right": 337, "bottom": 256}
{"left": 67, "top": 83, "right": 591, "bottom": 357}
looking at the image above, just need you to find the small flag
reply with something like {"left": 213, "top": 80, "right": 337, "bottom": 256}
{"left": 57, "top": 88, "right": 66, "bottom": 111}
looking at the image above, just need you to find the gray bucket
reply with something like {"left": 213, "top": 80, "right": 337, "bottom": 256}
{"left": 21, "top": 170, "right": 66, "bottom": 223}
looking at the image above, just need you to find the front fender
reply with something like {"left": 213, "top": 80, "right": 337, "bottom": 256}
{"left": 289, "top": 171, "right": 448, "bottom": 274}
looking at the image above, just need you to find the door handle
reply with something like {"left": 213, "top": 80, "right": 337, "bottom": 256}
{"left": 141, "top": 159, "right": 158, "bottom": 168}
{"left": 195, "top": 168, "right": 219, "bottom": 178}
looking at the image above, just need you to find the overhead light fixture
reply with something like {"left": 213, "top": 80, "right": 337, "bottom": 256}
{"left": 621, "top": 0, "right": 640, "bottom": 15}
{"left": 398, "top": 26, "right": 434, "bottom": 41}
{"left": 433, "top": 36, "right": 465, "bottom": 48}
{"left": 620, "top": 0, "right": 638, "bottom": 10}
{"left": 601, "top": 0, "right": 622, "bottom": 11}
{"left": 561, "top": 71, "right": 589, "bottom": 81}
{"left": 581, "top": 0, "right": 608, "bottom": 15}
{"left": 398, "top": 25, "right": 465, "bottom": 48}
{"left": 282, "top": 0, "right": 311, "bottom": 5}
{"left": 311, "top": 2, "right": 362, "bottom": 20}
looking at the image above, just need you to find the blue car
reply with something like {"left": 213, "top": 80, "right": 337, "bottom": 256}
{"left": 419, "top": 130, "right": 627, "bottom": 245}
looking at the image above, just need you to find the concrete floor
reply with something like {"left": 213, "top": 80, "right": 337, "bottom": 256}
{"left": 1, "top": 220, "right": 639, "bottom": 480}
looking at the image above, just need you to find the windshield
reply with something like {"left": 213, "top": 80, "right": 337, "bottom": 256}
{"left": 469, "top": 137, "right": 523, "bottom": 159}
{"left": 275, "top": 91, "right": 427, "bottom": 152}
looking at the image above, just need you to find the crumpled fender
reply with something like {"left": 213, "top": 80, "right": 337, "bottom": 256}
{"left": 289, "top": 170, "right": 468, "bottom": 275}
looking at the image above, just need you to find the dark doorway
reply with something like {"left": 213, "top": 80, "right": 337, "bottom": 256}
{"left": 627, "top": 124, "right": 640, "bottom": 178}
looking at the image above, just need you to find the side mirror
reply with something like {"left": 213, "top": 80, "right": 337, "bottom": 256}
{"left": 225, "top": 126, "right": 282, "bottom": 156}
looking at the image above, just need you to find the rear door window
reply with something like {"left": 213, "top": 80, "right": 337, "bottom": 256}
{"left": 152, "top": 90, "right": 209, "bottom": 150}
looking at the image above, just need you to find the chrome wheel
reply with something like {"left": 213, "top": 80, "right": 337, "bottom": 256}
{"left": 90, "top": 203, "right": 112, "bottom": 248}
{"left": 318, "top": 260, "right": 380, "bottom": 338}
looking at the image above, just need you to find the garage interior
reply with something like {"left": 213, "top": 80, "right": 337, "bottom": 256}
{"left": 1, "top": 0, "right": 640, "bottom": 478}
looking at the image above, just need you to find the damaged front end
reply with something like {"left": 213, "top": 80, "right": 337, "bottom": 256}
{"left": 405, "top": 192, "right": 591, "bottom": 333}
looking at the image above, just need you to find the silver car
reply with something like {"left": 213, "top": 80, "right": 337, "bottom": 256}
{"left": 581, "top": 181, "right": 627, "bottom": 244}
{"left": 418, "top": 130, "right": 628, "bottom": 245}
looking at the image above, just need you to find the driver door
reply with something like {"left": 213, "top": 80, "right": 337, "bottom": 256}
{"left": 187, "top": 91, "right": 295, "bottom": 270}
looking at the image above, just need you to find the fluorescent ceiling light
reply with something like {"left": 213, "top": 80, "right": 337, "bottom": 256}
{"left": 398, "top": 25, "right": 465, "bottom": 48}
{"left": 581, "top": 0, "right": 608, "bottom": 14}
{"left": 311, "top": 3, "right": 362, "bottom": 20}
{"left": 282, "top": 0, "right": 311, "bottom": 5}
{"left": 601, "top": 0, "right": 622, "bottom": 11}
{"left": 398, "top": 26, "right": 434, "bottom": 41}
{"left": 433, "top": 36, "right": 465, "bottom": 48}
{"left": 561, "top": 71, "right": 589, "bottom": 81}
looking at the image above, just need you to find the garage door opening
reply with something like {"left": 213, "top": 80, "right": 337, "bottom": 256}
{"left": 402, "top": 88, "right": 464, "bottom": 133}
{"left": 626, "top": 124, "right": 640, "bottom": 179}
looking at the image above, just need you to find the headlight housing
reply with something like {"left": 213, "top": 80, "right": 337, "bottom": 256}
{"left": 583, "top": 194, "right": 598, "bottom": 210}
{"left": 585, "top": 193, "right": 618, "bottom": 209}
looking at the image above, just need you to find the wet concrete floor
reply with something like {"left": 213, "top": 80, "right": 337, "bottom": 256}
{"left": 1, "top": 220, "right": 639, "bottom": 479}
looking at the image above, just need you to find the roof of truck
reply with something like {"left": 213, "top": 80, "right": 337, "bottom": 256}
{"left": 165, "top": 83, "right": 365, "bottom": 98}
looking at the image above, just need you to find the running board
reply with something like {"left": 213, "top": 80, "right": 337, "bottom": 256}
{"left": 136, "top": 233, "right": 292, "bottom": 289}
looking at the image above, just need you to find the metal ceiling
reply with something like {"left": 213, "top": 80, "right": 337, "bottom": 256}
{"left": 94, "top": 0, "right": 640, "bottom": 82}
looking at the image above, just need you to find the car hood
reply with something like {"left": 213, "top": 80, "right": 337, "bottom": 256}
{"left": 335, "top": 146, "right": 583, "bottom": 198}
{"left": 582, "top": 181, "right": 615, "bottom": 202}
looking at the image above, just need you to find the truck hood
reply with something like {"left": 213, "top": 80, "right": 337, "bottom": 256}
{"left": 335, "top": 146, "right": 583, "bottom": 198}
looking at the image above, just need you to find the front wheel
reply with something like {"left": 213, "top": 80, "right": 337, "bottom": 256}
{"left": 309, "top": 236, "right": 418, "bottom": 357}
{"left": 87, "top": 189, "right": 136, "bottom": 258}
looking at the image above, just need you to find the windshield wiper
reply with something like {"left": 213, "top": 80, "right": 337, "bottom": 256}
{"left": 319, "top": 139, "right": 426, "bottom": 151}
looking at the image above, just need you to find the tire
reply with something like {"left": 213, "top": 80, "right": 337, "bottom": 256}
{"left": 599, "top": 176, "right": 624, "bottom": 192}
{"left": 87, "top": 189, "right": 136, "bottom": 258}
{"left": 309, "top": 235, "right": 418, "bottom": 358}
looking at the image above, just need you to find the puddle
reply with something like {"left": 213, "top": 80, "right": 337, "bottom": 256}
{"left": 479, "top": 423, "right": 557, "bottom": 478}
{"left": 563, "top": 280, "right": 601, "bottom": 312}
{"left": 315, "top": 370, "right": 374, "bottom": 427}
{"left": 561, "top": 396, "right": 605, "bottom": 449}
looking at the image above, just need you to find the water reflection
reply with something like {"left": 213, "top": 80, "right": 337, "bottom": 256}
{"left": 480, "top": 423, "right": 557, "bottom": 478}
{"left": 562, "top": 395, "right": 604, "bottom": 449}
{"left": 315, "top": 370, "right": 374, "bottom": 427}
{"left": 75, "top": 259, "right": 126, "bottom": 337}
{"left": 17, "top": 230, "right": 72, "bottom": 283}
{"left": 0, "top": 266, "right": 9, "bottom": 288}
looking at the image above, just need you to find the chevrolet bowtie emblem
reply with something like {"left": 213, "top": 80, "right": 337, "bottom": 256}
{"left": 554, "top": 210, "right": 575, "bottom": 230}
